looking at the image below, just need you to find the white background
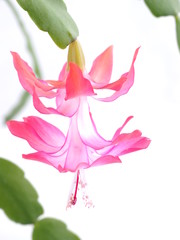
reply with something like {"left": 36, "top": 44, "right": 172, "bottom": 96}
{"left": 1, "top": 0, "right": 180, "bottom": 239}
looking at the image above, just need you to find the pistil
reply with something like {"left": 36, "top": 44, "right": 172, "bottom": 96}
{"left": 71, "top": 170, "right": 80, "bottom": 205}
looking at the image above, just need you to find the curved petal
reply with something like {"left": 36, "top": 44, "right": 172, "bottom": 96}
{"left": 7, "top": 118, "right": 64, "bottom": 153}
{"left": 11, "top": 52, "right": 56, "bottom": 98}
{"left": 46, "top": 63, "right": 67, "bottom": 88}
{"left": 24, "top": 116, "right": 65, "bottom": 147}
{"left": 112, "top": 116, "right": 134, "bottom": 141}
{"left": 58, "top": 62, "right": 67, "bottom": 81}
{"left": 23, "top": 151, "right": 66, "bottom": 171}
{"left": 65, "top": 63, "right": 95, "bottom": 100}
{"left": 23, "top": 151, "right": 89, "bottom": 173}
{"left": 90, "top": 155, "right": 121, "bottom": 167}
{"left": 56, "top": 88, "right": 80, "bottom": 117}
{"left": 33, "top": 90, "right": 61, "bottom": 115}
{"left": 119, "top": 137, "right": 151, "bottom": 155}
{"left": 107, "top": 130, "right": 151, "bottom": 156}
{"left": 89, "top": 46, "right": 113, "bottom": 87}
{"left": 63, "top": 115, "right": 90, "bottom": 171}
{"left": 33, "top": 88, "right": 80, "bottom": 117}
{"left": 77, "top": 99, "right": 111, "bottom": 149}
{"left": 94, "top": 47, "right": 139, "bottom": 102}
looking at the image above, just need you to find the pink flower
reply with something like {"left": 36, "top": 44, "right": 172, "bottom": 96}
{"left": 7, "top": 100, "right": 150, "bottom": 172}
{"left": 11, "top": 42, "right": 138, "bottom": 117}
{"left": 8, "top": 41, "right": 150, "bottom": 207}
{"left": 7, "top": 97, "right": 150, "bottom": 207}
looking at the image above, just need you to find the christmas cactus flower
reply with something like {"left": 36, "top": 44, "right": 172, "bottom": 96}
{"left": 7, "top": 40, "right": 150, "bottom": 207}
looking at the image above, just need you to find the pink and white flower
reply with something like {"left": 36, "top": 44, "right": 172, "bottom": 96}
{"left": 7, "top": 41, "right": 150, "bottom": 207}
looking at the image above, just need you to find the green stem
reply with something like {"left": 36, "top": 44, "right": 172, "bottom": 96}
{"left": 4, "top": 92, "right": 29, "bottom": 122}
{"left": 5, "top": 0, "right": 42, "bottom": 78}
{"left": 3, "top": 0, "right": 42, "bottom": 122}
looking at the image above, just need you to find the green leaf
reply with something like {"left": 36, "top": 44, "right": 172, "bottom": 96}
{"left": 33, "top": 218, "right": 80, "bottom": 240}
{"left": 175, "top": 15, "right": 180, "bottom": 51}
{"left": 144, "top": 0, "right": 180, "bottom": 17}
{"left": 0, "top": 158, "right": 43, "bottom": 224}
{"left": 16, "top": 0, "right": 79, "bottom": 49}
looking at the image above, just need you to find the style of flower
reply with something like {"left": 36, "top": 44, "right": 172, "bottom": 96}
{"left": 7, "top": 40, "right": 150, "bottom": 207}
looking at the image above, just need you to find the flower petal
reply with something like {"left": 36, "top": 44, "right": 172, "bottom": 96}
{"left": 94, "top": 47, "right": 139, "bottom": 102}
{"left": 24, "top": 116, "right": 65, "bottom": 147}
{"left": 33, "top": 90, "right": 60, "bottom": 115}
{"left": 89, "top": 46, "right": 113, "bottom": 87}
{"left": 23, "top": 151, "right": 89, "bottom": 173}
{"left": 65, "top": 63, "right": 95, "bottom": 100}
{"left": 108, "top": 130, "right": 151, "bottom": 156}
{"left": 90, "top": 155, "right": 121, "bottom": 167}
{"left": 112, "top": 116, "right": 133, "bottom": 141}
{"left": 56, "top": 89, "right": 80, "bottom": 117}
{"left": 64, "top": 116, "right": 89, "bottom": 171}
{"left": 77, "top": 99, "right": 111, "bottom": 149}
{"left": 33, "top": 89, "right": 80, "bottom": 117}
{"left": 58, "top": 62, "right": 67, "bottom": 81}
{"left": 23, "top": 151, "right": 66, "bottom": 171}
{"left": 46, "top": 63, "right": 67, "bottom": 88}
{"left": 119, "top": 137, "right": 151, "bottom": 155}
{"left": 11, "top": 52, "right": 56, "bottom": 98}
{"left": 7, "top": 117, "right": 65, "bottom": 153}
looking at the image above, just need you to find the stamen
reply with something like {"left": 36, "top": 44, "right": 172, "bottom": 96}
{"left": 66, "top": 169, "right": 94, "bottom": 209}
{"left": 79, "top": 170, "right": 94, "bottom": 208}
{"left": 66, "top": 170, "right": 80, "bottom": 209}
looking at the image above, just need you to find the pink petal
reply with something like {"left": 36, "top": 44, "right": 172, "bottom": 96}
{"left": 46, "top": 63, "right": 67, "bottom": 88}
{"left": 11, "top": 52, "right": 56, "bottom": 98}
{"left": 24, "top": 116, "right": 65, "bottom": 147}
{"left": 119, "top": 137, "right": 151, "bottom": 155}
{"left": 58, "top": 62, "right": 67, "bottom": 81}
{"left": 77, "top": 99, "right": 111, "bottom": 149}
{"left": 23, "top": 151, "right": 67, "bottom": 171}
{"left": 64, "top": 116, "right": 89, "bottom": 171}
{"left": 33, "top": 89, "right": 80, "bottom": 117}
{"left": 89, "top": 46, "right": 113, "bottom": 87}
{"left": 65, "top": 63, "right": 95, "bottom": 100}
{"left": 23, "top": 151, "right": 89, "bottom": 173}
{"left": 56, "top": 88, "right": 80, "bottom": 117}
{"left": 7, "top": 117, "right": 64, "bottom": 153}
{"left": 112, "top": 116, "right": 133, "bottom": 141}
{"left": 25, "top": 115, "right": 91, "bottom": 173}
{"left": 33, "top": 90, "right": 61, "bottom": 115}
{"left": 113, "top": 130, "right": 142, "bottom": 145}
{"left": 90, "top": 155, "right": 122, "bottom": 167}
{"left": 94, "top": 47, "right": 140, "bottom": 102}
{"left": 108, "top": 130, "right": 151, "bottom": 156}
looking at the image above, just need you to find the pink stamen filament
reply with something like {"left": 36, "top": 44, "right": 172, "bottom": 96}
{"left": 72, "top": 170, "right": 80, "bottom": 205}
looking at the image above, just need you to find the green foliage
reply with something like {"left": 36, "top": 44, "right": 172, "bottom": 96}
{"left": 16, "top": 0, "right": 79, "bottom": 49}
{"left": 0, "top": 158, "right": 43, "bottom": 224}
{"left": 4, "top": 91, "right": 30, "bottom": 122}
{"left": 144, "top": 0, "right": 180, "bottom": 17}
{"left": 33, "top": 218, "right": 81, "bottom": 240}
{"left": 144, "top": 0, "right": 180, "bottom": 52}
{"left": 175, "top": 15, "right": 180, "bottom": 50}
